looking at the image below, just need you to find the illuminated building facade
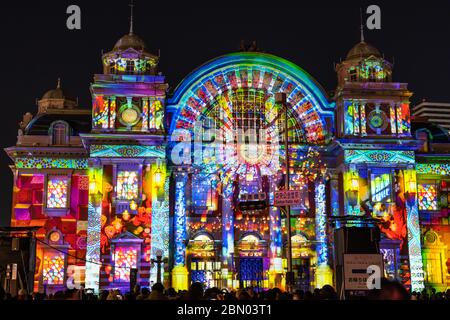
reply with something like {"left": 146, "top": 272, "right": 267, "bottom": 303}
{"left": 5, "top": 26, "right": 450, "bottom": 294}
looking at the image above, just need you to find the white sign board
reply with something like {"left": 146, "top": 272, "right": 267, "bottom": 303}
{"left": 274, "top": 190, "right": 302, "bottom": 207}
{"left": 344, "top": 254, "right": 384, "bottom": 291}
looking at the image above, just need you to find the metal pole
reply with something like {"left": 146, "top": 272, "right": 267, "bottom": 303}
{"left": 276, "top": 93, "right": 293, "bottom": 292}
{"left": 156, "top": 257, "right": 162, "bottom": 284}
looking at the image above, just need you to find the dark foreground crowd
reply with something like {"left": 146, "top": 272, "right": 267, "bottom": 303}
{"left": 2, "top": 279, "right": 450, "bottom": 301}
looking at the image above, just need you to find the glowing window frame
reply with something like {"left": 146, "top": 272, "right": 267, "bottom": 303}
{"left": 49, "top": 121, "right": 70, "bottom": 146}
{"left": 112, "top": 245, "right": 140, "bottom": 283}
{"left": 42, "top": 251, "right": 66, "bottom": 286}
{"left": 116, "top": 170, "right": 139, "bottom": 201}
{"left": 418, "top": 183, "right": 439, "bottom": 211}
{"left": 45, "top": 174, "right": 71, "bottom": 210}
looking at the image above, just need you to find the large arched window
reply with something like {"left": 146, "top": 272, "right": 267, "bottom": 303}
{"left": 50, "top": 121, "right": 69, "bottom": 145}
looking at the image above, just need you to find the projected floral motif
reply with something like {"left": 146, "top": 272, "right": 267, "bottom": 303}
{"left": 113, "top": 247, "right": 138, "bottom": 282}
{"left": 43, "top": 253, "right": 65, "bottom": 285}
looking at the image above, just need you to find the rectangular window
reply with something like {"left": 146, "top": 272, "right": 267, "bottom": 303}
{"left": 344, "top": 101, "right": 354, "bottom": 135}
{"left": 418, "top": 184, "right": 438, "bottom": 211}
{"left": 390, "top": 105, "right": 397, "bottom": 134}
{"left": 47, "top": 176, "right": 69, "bottom": 209}
{"left": 117, "top": 171, "right": 139, "bottom": 200}
{"left": 113, "top": 246, "right": 138, "bottom": 282}
{"left": 43, "top": 252, "right": 65, "bottom": 285}
{"left": 370, "top": 172, "right": 392, "bottom": 203}
{"left": 360, "top": 104, "right": 367, "bottom": 136}
{"left": 424, "top": 253, "right": 444, "bottom": 284}
{"left": 126, "top": 60, "right": 135, "bottom": 74}
{"left": 353, "top": 103, "right": 360, "bottom": 135}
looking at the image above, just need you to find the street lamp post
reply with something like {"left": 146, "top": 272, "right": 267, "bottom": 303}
{"left": 151, "top": 249, "right": 166, "bottom": 284}
{"left": 276, "top": 93, "right": 294, "bottom": 292}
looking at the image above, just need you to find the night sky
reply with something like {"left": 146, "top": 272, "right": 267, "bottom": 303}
{"left": 1, "top": 0, "right": 450, "bottom": 226}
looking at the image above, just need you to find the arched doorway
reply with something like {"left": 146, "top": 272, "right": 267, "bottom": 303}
{"left": 237, "top": 234, "right": 267, "bottom": 289}
{"left": 188, "top": 233, "right": 221, "bottom": 288}
{"left": 291, "top": 234, "right": 314, "bottom": 292}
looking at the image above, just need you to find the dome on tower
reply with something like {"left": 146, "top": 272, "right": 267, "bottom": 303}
{"left": 113, "top": 32, "right": 147, "bottom": 52}
{"left": 346, "top": 41, "right": 381, "bottom": 60}
{"left": 101, "top": 3, "right": 159, "bottom": 76}
{"left": 336, "top": 38, "right": 393, "bottom": 86}
{"left": 42, "top": 88, "right": 65, "bottom": 100}
{"left": 42, "top": 79, "right": 68, "bottom": 100}
{"left": 38, "top": 79, "right": 77, "bottom": 113}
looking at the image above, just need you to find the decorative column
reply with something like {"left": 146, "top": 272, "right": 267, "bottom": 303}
{"left": 268, "top": 178, "right": 283, "bottom": 289}
{"left": 268, "top": 206, "right": 283, "bottom": 289}
{"left": 171, "top": 171, "right": 189, "bottom": 291}
{"left": 142, "top": 98, "right": 150, "bottom": 132}
{"left": 315, "top": 178, "right": 333, "bottom": 288}
{"left": 92, "top": 95, "right": 109, "bottom": 130}
{"left": 109, "top": 96, "right": 117, "bottom": 129}
{"left": 150, "top": 99, "right": 156, "bottom": 130}
{"left": 329, "top": 170, "right": 340, "bottom": 217}
{"left": 150, "top": 161, "right": 170, "bottom": 287}
{"left": 403, "top": 168, "right": 425, "bottom": 292}
{"left": 360, "top": 102, "right": 367, "bottom": 136}
{"left": 85, "top": 164, "right": 103, "bottom": 294}
{"left": 221, "top": 182, "right": 235, "bottom": 288}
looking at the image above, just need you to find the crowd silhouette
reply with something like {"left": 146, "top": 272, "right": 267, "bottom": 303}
{"left": 1, "top": 279, "right": 450, "bottom": 301}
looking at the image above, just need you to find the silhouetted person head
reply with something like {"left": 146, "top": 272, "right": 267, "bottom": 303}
{"left": 265, "top": 289, "right": 277, "bottom": 300}
{"left": 152, "top": 283, "right": 165, "bottom": 293}
{"left": 166, "top": 287, "right": 177, "bottom": 298}
{"left": 187, "top": 282, "right": 204, "bottom": 300}
{"left": 304, "top": 291, "right": 313, "bottom": 300}
{"left": 293, "top": 290, "right": 304, "bottom": 300}
{"left": 371, "top": 279, "right": 409, "bottom": 300}
{"left": 238, "top": 290, "right": 251, "bottom": 300}
{"left": 320, "top": 285, "right": 337, "bottom": 300}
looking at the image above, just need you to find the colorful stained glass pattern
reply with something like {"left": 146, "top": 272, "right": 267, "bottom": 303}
{"left": 113, "top": 247, "right": 138, "bottom": 282}
{"left": 93, "top": 96, "right": 109, "bottom": 129}
{"left": 360, "top": 104, "right": 367, "bottom": 135}
{"left": 109, "top": 98, "right": 117, "bottom": 129}
{"left": 142, "top": 99, "right": 149, "bottom": 131}
{"left": 353, "top": 103, "right": 360, "bottom": 134}
{"left": 15, "top": 158, "right": 88, "bottom": 169}
{"left": 117, "top": 171, "right": 139, "bottom": 200}
{"left": 345, "top": 150, "right": 415, "bottom": 164}
{"left": 43, "top": 253, "right": 65, "bottom": 285}
{"left": 90, "top": 145, "right": 165, "bottom": 158}
{"left": 390, "top": 106, "right": 397, "bottom": 134}
{"left": 416, "top": 164, "right": 450, "bottom": 176}
{"left": 400, "top": 104, "right": 411, "bottom": 135}
{"left": 418, "top": 184, "right": 438, "bottom": 211}
{"left": 47, "top": 176, "right": 69, "bottom": 209}
{"left": 359, "top": 60, "right": 387, "bottom": 81}
{"left": 104, "top": 57, "right": 156, "bottom": 74}
{"left": 151, "top": 100, "right": 164, "bottom": 130}
{"left": 344, "top": 101, "right": 355, "bottom": 135}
